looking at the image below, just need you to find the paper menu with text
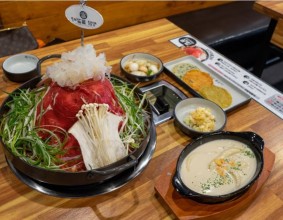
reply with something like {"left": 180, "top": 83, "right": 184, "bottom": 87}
{"left": 170, "top": 34, "right": 283, "bottom": 120}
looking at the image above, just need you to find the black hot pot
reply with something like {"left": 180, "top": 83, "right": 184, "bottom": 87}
{"left": 172, "top": 131, "right": 264, "bottom": 204}
{"left": 0, "top": 70, "right": 154, "bottom": 186}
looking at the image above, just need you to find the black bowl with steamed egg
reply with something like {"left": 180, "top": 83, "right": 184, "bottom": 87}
{"left": 120, "top": 52, "right": 163, "bottom": 82}
{"left": 172, "top": 131, "right": 264, "bottom": 204}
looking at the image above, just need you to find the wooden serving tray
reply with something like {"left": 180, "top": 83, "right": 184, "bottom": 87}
{"left": 154, "top": 147, "right": 275, "bottom": 220}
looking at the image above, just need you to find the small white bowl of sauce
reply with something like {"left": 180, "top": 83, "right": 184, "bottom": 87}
{"left": 2, "top": 54, "right": 39, "bottom": 82}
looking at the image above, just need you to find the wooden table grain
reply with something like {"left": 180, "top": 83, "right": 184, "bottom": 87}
{"left": 253, "top": 1, "right": 283, "bottom": 47}
{"left": 0, "top": 18, "right": 283, "bottom": 220}
{"left": 253, "top": 1, "right": 283, "bottom": 77}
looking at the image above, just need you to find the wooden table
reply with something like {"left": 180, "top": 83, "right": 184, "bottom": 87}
{"left": 0, "top": 18, "right": 283, "bottom": 220}
{"left": 253, "top": 1, "right": 283, "bottom": 77}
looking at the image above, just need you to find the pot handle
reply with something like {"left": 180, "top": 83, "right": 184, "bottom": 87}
{"left": 172, "top": 174, "right": 197, "bottom": 197}
{"left": 172, "top": 174, "right": 186, "bottom": 196}
{"left": 37, "top": 54, "right": 61, "bottom": 75}
{"left": 242, "top": 132, "right": 264, "bottom": 151}
{"left": 87, "top": 155, "right": 138, "bottom": 177}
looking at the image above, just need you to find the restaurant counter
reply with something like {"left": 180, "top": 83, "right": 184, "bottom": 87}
{"left": 0, "top": 18, "right": 283, "bottom": 219}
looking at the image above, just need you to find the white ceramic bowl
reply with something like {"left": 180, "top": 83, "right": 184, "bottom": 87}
{"left": 174, "top": 98, "right": 227, "bottom": 137}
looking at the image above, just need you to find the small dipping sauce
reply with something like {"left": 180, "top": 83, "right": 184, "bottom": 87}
{"left": 2, "top": 54, "right": 40, "bottom": 82}
{"left": 7, "top": 61, "right": 37, "bottom": 73}
{"left": 180, "top": 139, "right": 257, "bottom": 196}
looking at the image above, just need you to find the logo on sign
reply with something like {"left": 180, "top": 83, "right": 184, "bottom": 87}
{"left": 178, "top": 37, "right": 196, "bottom": 47}
{"left": 80, "top": 11, "right": 87, "bottom": 19}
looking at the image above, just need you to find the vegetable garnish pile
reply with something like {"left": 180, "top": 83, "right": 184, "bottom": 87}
{"left": 0, "top": 45, "right": 149, "bottom": 172}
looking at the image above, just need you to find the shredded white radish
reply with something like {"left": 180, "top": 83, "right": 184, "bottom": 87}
{"left": 69, "top": 103, "right": 127, "bottom": 170}
{"left": 46, "top": 44, "right": 111, "bottom": 88}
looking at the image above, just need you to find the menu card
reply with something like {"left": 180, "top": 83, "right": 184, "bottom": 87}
{"left": 170, "top": 34, "right": 283, "bottom": 120}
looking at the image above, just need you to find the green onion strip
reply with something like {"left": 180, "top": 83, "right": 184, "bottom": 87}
{"left": 111, "top": 78, "right": 149, "bottom": 152}
{"left": 0, "top": 87, "right": 66, "bottom": 170}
